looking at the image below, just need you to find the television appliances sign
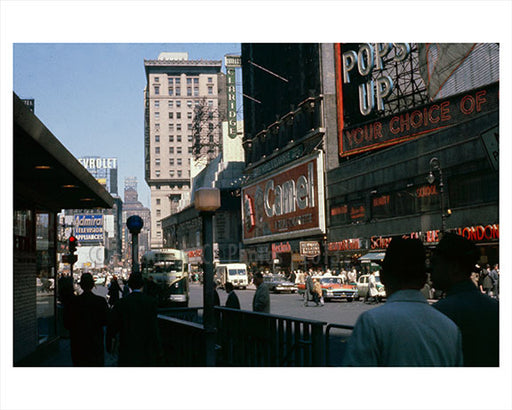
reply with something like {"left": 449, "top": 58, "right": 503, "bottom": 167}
{"left": 242, "top": 152, "right": 326, "bottom": 244}
{"left": 73, "top": 214, "right": 104, "bottom": 242}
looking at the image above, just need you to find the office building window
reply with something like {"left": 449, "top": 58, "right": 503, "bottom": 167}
{"left": 176, "top": 87, "right": 181, "bottom": 96}
{"left": 155, "top": 77, "right": 160, "bottom": 82}
{"left": 170, "top": 170, "right": 175, "bottom": 177}
{"left": 156, "top": 185, "right": 161, "bottom": 189}
{"left": 168, "top": 100, "right": 173, "bottom": 108}
{"left": 155, "top": 112, "right": 160, "bottom": 119}
{"left": 208, "top": 86, "right": 213, "bottom": 95}
{"left": 155, "top": 123, "right": 160, "bottom": 131}
{"left": 156, "top": 231, "right": 161, "bottom": 238}
{"left": 156, "top": 209, "right": 161, "bottom": 217}
{"left": 188, "top": 135, "right": 193, "bottom": 142}
{"left": 169, "top": 112, "right": 173, "bottom": 119}
{"left": 188, "top": 147, "right": 193, "bottom": 154}
{"left": 176, "top": 100, "right": 181, "bottom": 108}
{"left": 187, "top": 123, "right": 193, "bottom": 130}
{"left": 187, "top": 87, "right": 192, "bottom": 96}
{"left": 195, "top": 101, "right": 200, "bottom": 106}
{"left": 208, "top": 77, "right": 213, "bottom": 83}
{"left": 208, "top": 100, "right": 213, "bottom": 107}
{"left": 194, "top": 78, "right": 199, "bottom": 85}
{"left": 194, "top": 87, "right": 199, "bottom": 96}
{"left": 169, "top": 158, "right": 174, "bottom": 165}
{"left": 155, "top": 170, "right": 160, "bottom": 177}
{"left": 168, "top": 77, "right": 173, "bottom": 84}
{"left": 155, "top": 147, "right": 160, "bottom": 154}
{"left": 169, "top": 135, "right": 174, "bottom": 142}
{"left": 177, "top": 147, "right": 182, "bottom": 154}
{"left": 168, "top": 87, "right": 173, "bottom": 96}
{"left": 187, "top": 78, "right": 192, "bottom": 85}
{"left": 154, "top": 100, "right": 160, "bottom": 108}
{"left": 169, "top": 124, "right": 174, "bottom": 131}
{"left": 177, "top": 135, "right": 182, "bottom": 142}
{"left": 155, "top": 135, "right": 160, "bottom": 142}
{"left": 155, "top": 158, "right": 160, "bottom": 166}
{"left": 187, "top": 100, "right": 193, "bottom": 108}
{"left": 177, "top": 158, "right": 182, "bottom": 166}
{"left": 169, "top": 147, "right": 174, "bottom": 154}
{"left": 154, "top": 86, "right": 160, "bottom": 95}
{"left": 178, "top": 170, "right": 182, "bottom": 177}
{"left": 187, "top": 112, "right": 192, "bottom": 119}
{"left": 175, "top": 78, "right": 181, "bottom": 85}
{"left": 177, "top": 124, "right": 182, "bottom": 131}
{"left": 176, "top": 112, "right": 181, "bottom": 119}
{"left": 156, "top": 199, "right": 161, "bottom": 205}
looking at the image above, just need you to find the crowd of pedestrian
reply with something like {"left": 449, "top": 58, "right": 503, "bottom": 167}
{"left": 60, "top": 232, "right": 499, "bottom": 367}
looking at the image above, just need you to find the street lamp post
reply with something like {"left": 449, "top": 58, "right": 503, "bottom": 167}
{"left": 126, "top": 215, "right": 144, "bottom": 274}
{"left": 427, "top": 157, "right": 449, "bottom": 232}
{"left": 194, "top": 187, "right": 221, "bottom": 367}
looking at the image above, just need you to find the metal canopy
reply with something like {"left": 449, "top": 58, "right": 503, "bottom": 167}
{"left": 358, "top": 252, "right": 386, "bottom": 262}
{"left": 13, "top": 93, "right": 114, "bottom": 211}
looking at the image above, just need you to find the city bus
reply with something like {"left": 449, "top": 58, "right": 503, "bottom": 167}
{"left": 141, "top": 248, "right": 189, "bottom": 307}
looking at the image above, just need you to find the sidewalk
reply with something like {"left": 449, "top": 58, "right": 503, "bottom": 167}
{"left": 39, "top": 336, "right": 117, "bottom": 367}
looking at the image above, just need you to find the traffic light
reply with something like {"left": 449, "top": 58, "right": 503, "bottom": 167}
{"left": 69, "top": 235, "right": 78, "bottom": 253}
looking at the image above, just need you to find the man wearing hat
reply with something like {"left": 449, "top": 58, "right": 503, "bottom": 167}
{"left": 430, "top": 232, "right": 499, "bottom": 366}
{"left": 64, "top": 273, "right": 109, "bottom": 366}
{"left": 106, "top": 273, "right": 161, "bottom": 366}
{"left": 343, "top": 237, "right": 463, "bottom": 366}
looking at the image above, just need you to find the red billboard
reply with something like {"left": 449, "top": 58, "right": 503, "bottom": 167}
{"left": 242, "top": 152, "right": 326, "bottom": 244}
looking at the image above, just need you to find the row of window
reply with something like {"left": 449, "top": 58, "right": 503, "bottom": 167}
{"left": 154, "top": 169, "right": 189, "bottom": 178}
{"left": 154, "top": 76, "right": 213, "bottom": 84}
{"left": 154, "top": 86, "right": 215, "bottom": 96}
{"left": 155, "top": 135, "right": 194, "bottom": 143}
{"left": 154, "top": 100, "right": 215, "bottom": 108}
{"left": 155, "top": 146, "right": 193, "bottom": 155}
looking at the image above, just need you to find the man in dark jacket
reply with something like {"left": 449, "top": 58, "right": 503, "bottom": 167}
{"left": 64, "top": 273, "right": 109, "bottom": 366}
{"left": 431, "top": 233, "right": 499, "bottom": 366}
{"left": 106, "top": 273, "right": 161, "bottom": 366}
{"left": 225, "top": 282, "right": 240, "bottom": 309}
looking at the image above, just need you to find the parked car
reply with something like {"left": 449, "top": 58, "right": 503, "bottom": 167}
{"left": 297, "top": 276, "right": 358, "bottom": 302}
{"left": 356, "top": 273, "right": 386, "bottom": 301}
{"left": 263, "top": 274, "right": 298, "bottom": 293}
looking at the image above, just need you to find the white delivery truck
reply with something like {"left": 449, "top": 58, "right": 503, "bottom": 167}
{"left": 214, "top": 263, "right": 249, "bottom": 290}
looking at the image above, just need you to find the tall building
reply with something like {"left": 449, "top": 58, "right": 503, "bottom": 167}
{"left": 144, "top": 52, "right": 227, "bottom": 248}
{"left": 122, "top": 177, "right": 151, "bottom": 266}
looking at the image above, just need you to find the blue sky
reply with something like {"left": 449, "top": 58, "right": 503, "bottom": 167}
{"left": 13, "top": 43, "right": 241, "bottom": 207}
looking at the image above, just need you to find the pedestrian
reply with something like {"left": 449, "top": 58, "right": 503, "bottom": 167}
{"left": 213, "top": 281, "right": 221, "bottom": 306}
{"left": 107, "top": 275, "right": 122, "bottom": 307}
{"left": 430, "top": 232, "right": 499, "bottom": 367}
{"left": 252, "top": 272, "right": 270, "bottom": 313}
{"left": 313, "top": 279, "right": 323, "bottom": 306}
{"left": 342, "top": 237, "right": 463, "bottom": 366}
{"left": 304, "top": 271, "right": 314, "bottom": 307}
{"left": 121, "top": 279, "right": 130, "bottom": 298}
{"left": 489, "top": 264, "right": 499, "bottom": 298}
{"left": 106, "top": 273, "right": 162, "bottom": 366}
{"left": 480, "top": 266, "right": 494, "bottom": 296}
{"left": 225, "top": 282, "right": 241, "bottom": 309}
{"left": 63, "top": 273, "right": 109, "bottom": 366}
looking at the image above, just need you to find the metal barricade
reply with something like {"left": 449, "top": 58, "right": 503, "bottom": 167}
{"left": 325, "top": 323, "right": 354, "bottom": 366}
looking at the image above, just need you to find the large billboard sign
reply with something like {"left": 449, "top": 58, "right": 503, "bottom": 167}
{"left": 73, "top": 214, "right": 104, "bottom": 242}
{"left": 242, "top": 152, "right": 326, "bottom": 244}
{"left": 337, "top": 80, "right": 498, "bottom": 157}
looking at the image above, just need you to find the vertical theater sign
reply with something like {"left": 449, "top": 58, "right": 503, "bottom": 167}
{"left": 242, "top": 152, "right": 326, "bottom": 245}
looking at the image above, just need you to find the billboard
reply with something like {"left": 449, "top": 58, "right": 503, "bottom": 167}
{"left": 242, "top": 152, "right": 325, "bottom": 244}
{"left": 73, "top": 214, "right": 104, "bottom": 242}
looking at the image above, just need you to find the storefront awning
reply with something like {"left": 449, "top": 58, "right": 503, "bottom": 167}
{"left": 359, "top": 252, "right": 386, "bottom": 262}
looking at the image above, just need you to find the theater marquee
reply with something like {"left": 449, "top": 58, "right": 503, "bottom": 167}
{"left": 242, "top": 152, "right": 326, "bottom": 244}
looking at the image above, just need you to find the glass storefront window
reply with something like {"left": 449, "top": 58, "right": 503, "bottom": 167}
{"left": 36, "top": 212, "right": 56, "bottom": 343}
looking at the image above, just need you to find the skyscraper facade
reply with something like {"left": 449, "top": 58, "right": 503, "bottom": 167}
{"left": 144, "top": 52, "right": 226, "bottom": 248}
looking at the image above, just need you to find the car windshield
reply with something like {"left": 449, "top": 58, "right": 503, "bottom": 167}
{"left": 228, "top": 269, "right": 246, "bottom": 276}
{"left": 320, "top": 277, "right": 341, "bottom": 284}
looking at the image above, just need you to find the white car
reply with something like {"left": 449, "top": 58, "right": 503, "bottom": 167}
{"left": 356, "top": 274, "right": 386, "bottom": 300}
